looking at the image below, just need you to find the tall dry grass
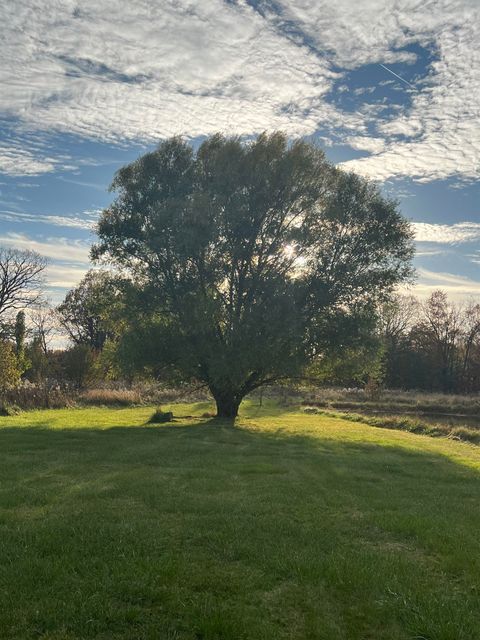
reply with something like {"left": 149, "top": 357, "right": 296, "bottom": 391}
{"left": 300, "top": 387, "right": 480, "bottom": 415}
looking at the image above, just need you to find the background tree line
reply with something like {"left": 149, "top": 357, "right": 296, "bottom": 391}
{"left": 2, "top": 257, "right": 480, "bottom": 399}
{"left": 18, "top": 267, "right": 480, "bottom": 396}
{"left": 379, "top": 291, "right": 480, "bottom": 393}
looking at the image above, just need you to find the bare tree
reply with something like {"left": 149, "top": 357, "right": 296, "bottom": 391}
{"left": 0, "top": 248, "right": 47, "bottom": 317}
{"left": 379, "top": 294, "right": 419, "bottom": 343}
{"left": 459, "top": 301, "right": 480, "bottom": 390}
{"left": 378, "top": 294, "right": 420, "bottom": 388}
{"left": 421, "top": 290, "right": 462, "bottom": 391}
{"left": 29, "top": 304, "right": 57, "bottom": 355}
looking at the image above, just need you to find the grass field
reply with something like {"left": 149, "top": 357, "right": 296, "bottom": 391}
{"left": 1, "top": 401, "right": 480, "bottom": 639}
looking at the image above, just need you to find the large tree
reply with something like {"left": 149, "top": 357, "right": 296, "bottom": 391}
{"left": 94, "top": 133, "right": 414, "bottom": 417}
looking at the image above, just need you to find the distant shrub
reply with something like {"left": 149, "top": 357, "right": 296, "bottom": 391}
{"left": 364, "top": 378, "right": 383, "bottom": 401}
{"left": 448, "top": 427, "right": 480, "bottom": 444}
{"left": 0, "top": 403, "right": 21, "bottom": 416}
{"left": 79, "top": 388, "right": 142, "bottom": 407}
{"left": 63, "top": 344, "right": 96, "bottom": 388}
{"left": 148, "top": 407, "right": 174, "bottom": 424}
{"left": 1, "top": 382, "right": 73, "bottom": 410}
{"left": 0, "top": 381, "right": 211, "bottom": 412}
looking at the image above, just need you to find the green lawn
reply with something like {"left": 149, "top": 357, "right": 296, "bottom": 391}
{"left": 1, "top": 402, "right": 480, "bottom": 639}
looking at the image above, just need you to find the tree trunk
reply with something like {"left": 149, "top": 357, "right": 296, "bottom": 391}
{"left": 213, "top": 391, "right": 241, "bottom": 419}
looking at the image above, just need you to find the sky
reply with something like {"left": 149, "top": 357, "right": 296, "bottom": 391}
{"left": 0, "top": 0, "right": 479, "bottom": 304}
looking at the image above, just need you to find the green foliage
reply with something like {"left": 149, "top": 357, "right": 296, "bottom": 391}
{"left": 94, "top": 133, "right": 414, "bottom": 416}
{"left": 114, "top": 314, "right": 187, "bottom": 383}
{"left": 63, "top": 344, "right": 96, "bottom": 387}
{"left": 14, "top": 311, "right": 25, "bottom": 355}
{"left": 91, "top": 339, "right": 122, "bottom": 381}
{"left": 57, "top": 270, "right": 126, "bottom": 351}
{"left": 25, "top": 335, "right": 49, "bottom": 382}
{"left": 14, "top": 311, "right": 29, "bottom": 375}
{"left": 0, "top": 340, "right": 20, "bottom": 392}
{"left": 307, "top": 306, "right": 385, "bottom": 386}
{"left": 0, "top": 403, "right": 20, "bottom": 416}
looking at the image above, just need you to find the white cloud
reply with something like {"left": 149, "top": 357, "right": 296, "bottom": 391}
{"left": 415, "top": 247, "right": 448, "bottom": 257}
{"left": 45, "top": 263, "right": 90, "bottom": 289}
{"left": 413, "top": 221, "right": 480, "bottom": 244}
{"left": 0, "top": 0, "right": 478, "bottom": 184}
{"left": 345, "top": 136, "right": 385, "bottom": 154}
{"left": 279, "top": 0, "right": 480, "bottom": 182}
{"left": 0, "top": 232, "right": 91, "bottom": 263}
{"left": 410, "top": 268, "right": 480, "bottom": 301}
{"left": 0, "top": 209, "right": 99, "bottom": 230}
{"left": 333, "top": 2, "right": 480, "bottom": 182}
{"left": 0, "top": 145, "right": 56, "bottom": 176}
{"left": 0, "top": 0, "right": 355, "bottom": 147}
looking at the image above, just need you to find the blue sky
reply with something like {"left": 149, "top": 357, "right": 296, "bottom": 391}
{"left": 1, "top": 0, "right": 479, "bottom": 304}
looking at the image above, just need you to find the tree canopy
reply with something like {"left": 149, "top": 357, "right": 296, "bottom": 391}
{"left": 94, "top": 132, "right": 414, "bottom": 417}
{"left": 57, "top": 270, "right": 125, "bottom": 351}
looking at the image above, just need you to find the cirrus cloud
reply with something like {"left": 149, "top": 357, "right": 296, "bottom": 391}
{"left": 413, "top": 221, "right": 480, "bottom": 244}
